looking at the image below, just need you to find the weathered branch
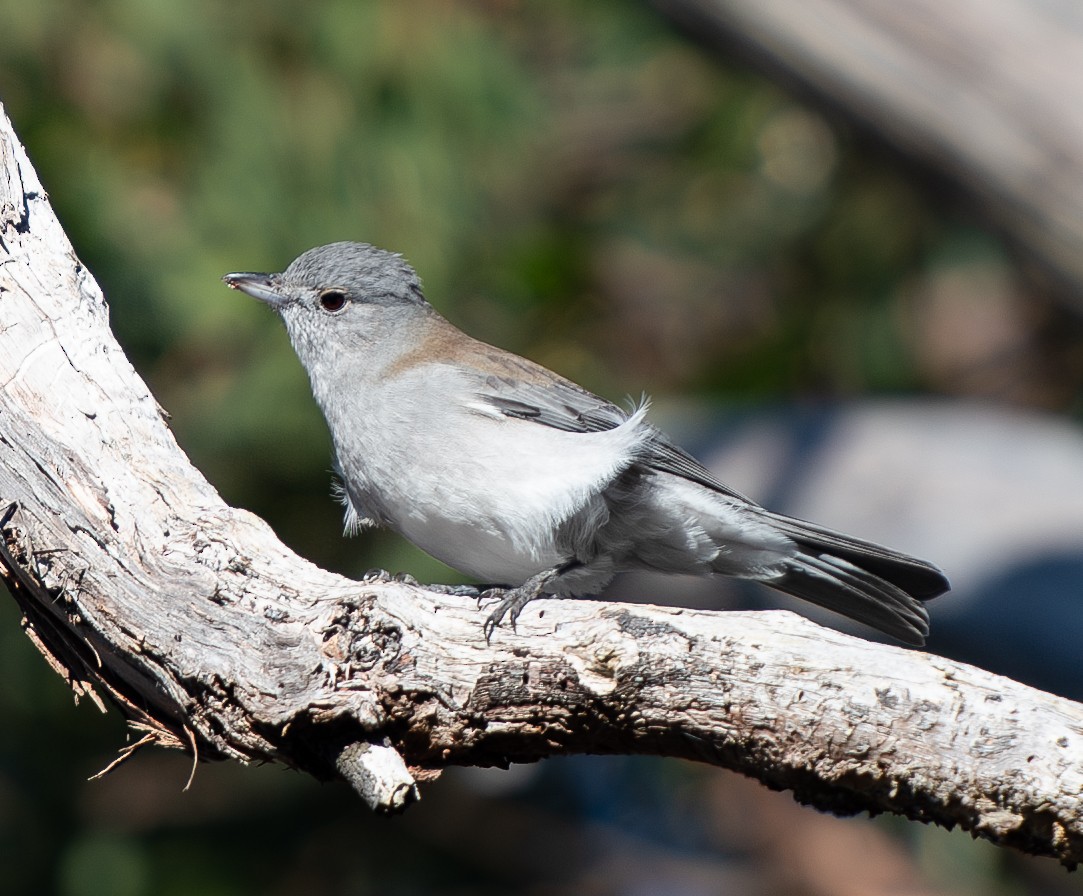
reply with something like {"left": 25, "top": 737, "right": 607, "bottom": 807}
{"left": 0, "top": 103, "right": 1080, "bottom": 863}
{"left": 652, "top": 0, "right": 1083, "bottom": 302}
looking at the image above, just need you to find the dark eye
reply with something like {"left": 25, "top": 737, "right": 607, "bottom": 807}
{"left": 319, "top": 289, "right": 347, "bottom": 313}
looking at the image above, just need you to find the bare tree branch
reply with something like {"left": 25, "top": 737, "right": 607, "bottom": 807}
{"left": 0, "top": 103, "right": 1080, "bottom": 864}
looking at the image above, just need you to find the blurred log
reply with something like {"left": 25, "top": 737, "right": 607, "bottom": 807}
{"left": 652, "top": 0, "right": 1083, "bottom": 302}
{"left": 1, "top": 102, "right": 1081, "bottom": 863}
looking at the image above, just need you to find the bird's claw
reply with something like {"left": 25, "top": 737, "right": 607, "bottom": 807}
{"left": 363, "top": 572, "right": 483, "bottom": 597}
{"left": 426, "top": 583, "right": 483, "bottom": 598}
{"left": 481, "top": 586, "right": 537, "bottom": 642}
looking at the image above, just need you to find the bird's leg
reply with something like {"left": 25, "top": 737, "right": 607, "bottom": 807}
{"left": 481, "top": 559, "right": 581, "bottom": 641}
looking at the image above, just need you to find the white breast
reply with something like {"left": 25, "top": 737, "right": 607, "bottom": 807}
{"left": 332, "top": 368, "right": 651, "bottom": 584}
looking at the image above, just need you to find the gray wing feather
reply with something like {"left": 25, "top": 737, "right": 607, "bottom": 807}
{"left": 640, "top": 437, "right": 754, "bottom": 502}
{"left": 475, "top": 375, "right": 753, "bottom": 501}
{"left": 475, "top": 374, "right": 633, "bottom": 433}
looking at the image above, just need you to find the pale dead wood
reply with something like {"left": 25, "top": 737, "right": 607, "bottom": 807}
{"left": 0, "top": 103, "right": 1080, "bottom": 864}
{"left": 651, "top": 0, "right": 1083, "bottom": 301}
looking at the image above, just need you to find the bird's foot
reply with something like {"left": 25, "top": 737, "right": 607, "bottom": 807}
{"left": 481, "top": 577, "right": 553, "bottom": 642}
{"left": 363, "top": 571, "right": 481, "bottom": 597}
{"left": 426, "top": 583, "right": 484, "bottom": 598}
{"left": 363, "top": 570, "right": 426, "bottom": 587}
{"left": 362, "top": 571, "right": 495, "bottom": 603}
{"left": 481, "top": 588, "right": 527, "bottom": 642}
{"left": 480, "top": 561, "right": 581, "bottom": 641}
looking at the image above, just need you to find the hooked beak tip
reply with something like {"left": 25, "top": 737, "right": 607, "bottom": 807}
{"left": 222, "top": 271, "right": 287, "bottom": 307}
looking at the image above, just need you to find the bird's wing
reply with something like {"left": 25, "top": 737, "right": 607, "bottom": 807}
{"left": 469, "top": 359, "right": 754, "bottom": 503}
{"left": 468, "top": 352, "right": 634, "bottom": 434}
{"left": 638, "top": 436, "right": 755, "bottom": 503}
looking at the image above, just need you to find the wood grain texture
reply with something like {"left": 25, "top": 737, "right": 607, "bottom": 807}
{"left": 0, "top": 102, "right": 1080, "bottom": 862}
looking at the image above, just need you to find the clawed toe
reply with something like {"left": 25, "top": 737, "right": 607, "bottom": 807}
{"left": 426, "top": 583, "right": 483, "bottom": 598}
{"left": 482, "top": 587, "right": 539, "bottom": 642}
{"left": 367, "top": 573, "right": 485, "bottom": 598}
{"left": 366, "top": 567, "right": 559, "bottom": 642}
{"left": 478, "top": 566, "right": 567, "bottom": 641}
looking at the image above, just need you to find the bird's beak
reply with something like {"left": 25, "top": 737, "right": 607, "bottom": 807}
{"left": 222, "top": 271, "right": 289, "bottom": 308}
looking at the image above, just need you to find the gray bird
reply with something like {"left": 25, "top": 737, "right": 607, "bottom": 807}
{"left": 224, "top": 241, "right": 948, "bottom": 645}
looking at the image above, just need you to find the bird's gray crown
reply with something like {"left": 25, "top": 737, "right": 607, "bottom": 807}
{"left": 284, "top": 241, "right": 426, "bottom": 307}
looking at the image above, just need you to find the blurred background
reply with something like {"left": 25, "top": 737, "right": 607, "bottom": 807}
{"left": 2, "top": 0, "right": 1083, "bottom": 893}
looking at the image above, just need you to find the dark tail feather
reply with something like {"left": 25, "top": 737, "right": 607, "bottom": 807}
{"left": 770, "top": 552, "right": 932, "bottom": 645}
{"left": 752, "top": 510, "right": 949, "bottom": 646}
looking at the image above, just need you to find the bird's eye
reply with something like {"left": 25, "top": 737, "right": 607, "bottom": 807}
{"left": 319, "top": 289, "right": 347, "bottom": 313}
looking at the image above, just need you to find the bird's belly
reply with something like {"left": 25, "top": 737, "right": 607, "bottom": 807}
{"left": 379, "top": 456, "right": 576, "bottom": 583}
{"left": 395, "top": 509, "right": 560, "bottom": 584}
{"left": 340, "top": 413, "right": 644, "bottom": 584}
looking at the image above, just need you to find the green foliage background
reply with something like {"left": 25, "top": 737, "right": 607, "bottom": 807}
{"left": 0, "top": 1, "right": 1075, "bottom": 894}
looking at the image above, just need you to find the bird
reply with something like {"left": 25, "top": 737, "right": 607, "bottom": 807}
{"left": 224, "top": 241, "right": 949, "bottom": 645}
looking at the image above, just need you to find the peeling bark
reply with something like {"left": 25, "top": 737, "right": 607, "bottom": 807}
{"left": 0, "top": 103, "right": 1080, "bottom": 864}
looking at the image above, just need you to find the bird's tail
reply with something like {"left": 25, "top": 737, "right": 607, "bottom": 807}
{"left": 749, "top": 510, "right": 949, "bottom": 646}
